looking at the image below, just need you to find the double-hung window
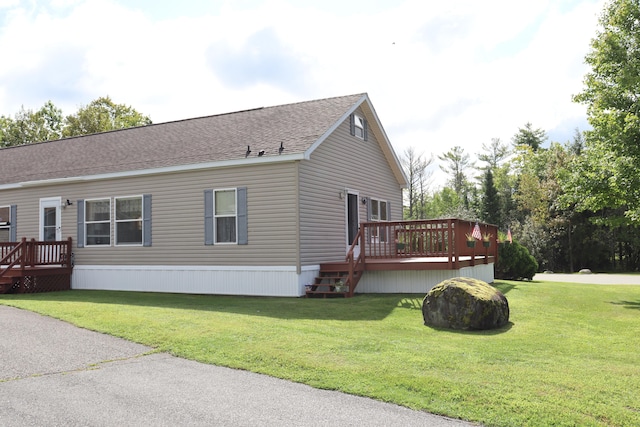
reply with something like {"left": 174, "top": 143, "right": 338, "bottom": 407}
{"left": 354, "top": 115, "right": 365, "bottom": 138}
{"left": 78, "top": 195, "right": 151, "bottom": 248}
{"left": 204, "top": 187, "right": 247, "bottom": 246}
{"left": 349, "top": 113, "right": 368, "bottom": 140}
{"left": 85, "top": 199, "right": 111, "bottom": 246}
{"left": 370, "top": 199, "right": 388, "bottom": 222}
{"left": 214, "top": 189, "right": 237, "bottom": 244}
{"left": 115, "top": 196, "right": 143, "bottom": 245}
{"left": 369, "top": 198, "right": 389, "bottom": 243}
{"left": 0, "top": 206, "right": 10, "bottom": 242}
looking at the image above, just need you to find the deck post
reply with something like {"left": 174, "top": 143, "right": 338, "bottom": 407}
{"left": 449, "top": 219, "right": 456, "bottom": 270}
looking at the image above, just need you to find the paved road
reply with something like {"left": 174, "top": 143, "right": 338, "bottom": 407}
{"left": 533, "top": 273, "right": 640, "bottom": 285}
{"left": 0, "top": 305, "right": 477, "bottom": 427}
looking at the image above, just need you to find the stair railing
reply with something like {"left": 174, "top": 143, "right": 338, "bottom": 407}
{"left": 345, "top": 228, "right": 365, "bottom": 297}
{"left": 0, "top": 238, "right": 27, "bottom": 282}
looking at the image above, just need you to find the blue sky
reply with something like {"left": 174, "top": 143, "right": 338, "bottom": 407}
{"left": 0, "top": 0, "right": 605, "bottom": 187}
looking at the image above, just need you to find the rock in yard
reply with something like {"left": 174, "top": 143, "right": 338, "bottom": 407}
{"left": 578, "top": 268, "right": 592, "bottom": 274}
{"left": 422, "top": 277, "right": 509, "bottom": 330}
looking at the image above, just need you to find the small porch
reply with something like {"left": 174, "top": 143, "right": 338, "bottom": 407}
{"left": 0, "top": 238, "right": 74, "bottom": 294}
{"left": 307, "top": 219, "right": 498, "bottom": 297}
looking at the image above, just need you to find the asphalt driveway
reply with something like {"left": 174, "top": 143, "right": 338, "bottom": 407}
{"left": 0, "top": 305, "right": 476, "bottom": 427}
{"left": 533, "top": 272, "right": 640, "bottom": 285}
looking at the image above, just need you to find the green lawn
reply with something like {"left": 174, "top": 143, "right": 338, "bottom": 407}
{"left": 2, "top": 281, "right": 639, "bottom": 426}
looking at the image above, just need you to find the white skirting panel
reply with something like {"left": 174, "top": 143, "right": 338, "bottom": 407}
{"left": 72, "top": 265, "right": 321, "bottom": 297}
{"left": 356, "top": 263, "right": 495, "bottom": 294}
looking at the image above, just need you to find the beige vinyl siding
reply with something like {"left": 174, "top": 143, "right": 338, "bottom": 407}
{"left": 299, "top": 107, "right": 403, "bottom": 264}
{"left": 0, "top": 162, "right": 299, "bottom": 266}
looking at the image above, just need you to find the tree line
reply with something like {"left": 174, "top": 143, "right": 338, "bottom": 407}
{"left": 402, "top": 0, "right": 640, "bottom": 273}
{"left": 0, "top": 96, "right": 151, "bottom": 148}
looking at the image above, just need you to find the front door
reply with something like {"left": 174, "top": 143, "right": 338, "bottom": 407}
{"left": 346, "top": 192, "right": 360, "bottom": 255}
{"left": 40, "top": 197, "right": 62, "bottom": 242}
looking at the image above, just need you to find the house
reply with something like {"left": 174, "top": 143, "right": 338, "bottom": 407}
{"left": 1, "top": 93, "right": 496, "bottom": 297}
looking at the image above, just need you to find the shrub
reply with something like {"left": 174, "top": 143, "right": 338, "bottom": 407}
{"left": 496, "top": 240, "right": 538, "bottom": 280}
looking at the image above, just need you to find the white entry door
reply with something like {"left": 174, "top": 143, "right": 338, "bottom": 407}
{"left": 40, "top": 197, "right": 62, "bottom": 241}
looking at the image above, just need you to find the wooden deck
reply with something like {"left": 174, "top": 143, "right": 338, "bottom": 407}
{"left": 307, "top": 219, "right": 498, "bottom": 298}
{"left": 0, "top": 238, "right": 73, "bottom": 294}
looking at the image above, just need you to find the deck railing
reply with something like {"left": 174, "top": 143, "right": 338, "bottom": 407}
{"left": 1, "top": 238, "right": 74, "bottom": 294}
{"left": 348, "top": 218, "right": 498, "bottom": 269}
{"left": 0, "top": 238, "right": 73, "bottom": 269}
{"left": 343, "top": 219, "right": 498, "bottom": 296}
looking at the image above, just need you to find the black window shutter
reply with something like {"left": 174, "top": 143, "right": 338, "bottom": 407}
{"left": 77, "top": 200, "right": 85, "bottom": 248}
{"left": 204, "top": 190, "right": 214, "bottom": 245}
{"left": 387, "top": 202, "right": 391, "bottom": 221}
{"left": 9, "top": 205, "right": 17, "bottom": 242}
{"left": 143, "top": 194, "right": 152, "bottom": 247}
{"left": 349, "top": 113, "right": 355, "bottom": 136}
{"left": 237, "top": 187, "right": 248, "bottom": 245}
{"left": 363, "top": 119, "right": 369, "bottom": 141}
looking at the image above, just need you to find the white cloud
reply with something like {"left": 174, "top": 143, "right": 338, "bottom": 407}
{"left": 0, "top": 0, "right": 607, "bottom": 188}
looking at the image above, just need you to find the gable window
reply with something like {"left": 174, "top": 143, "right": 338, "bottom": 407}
{"left": 214, "top": 189, "right": 237, "bottom": 243}
{"left": 349, "top": 113, "right": 368, "bottom": 141}
{"left": 85, "top": 199, "right": 111, "bottom": 246}
{"left": 354, "top": 115, "right": 365, "bottom": 138}
{"left": 0, "top": 206, "right": 9, "bottom": 241}
{"left": 115, "top": 196, "right": 143, "bottom": 245}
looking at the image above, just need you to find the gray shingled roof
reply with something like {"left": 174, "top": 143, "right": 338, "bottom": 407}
{"left": 0, "top": 94, "right": 365, "bottom": 186}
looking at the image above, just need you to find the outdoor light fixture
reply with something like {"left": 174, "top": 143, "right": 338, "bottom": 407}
{"left": 66, "top": 199, "right": 73, "bottom": 206}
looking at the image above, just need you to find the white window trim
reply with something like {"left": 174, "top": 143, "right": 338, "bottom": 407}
{"left": 369, "top": 198, "right": 388, "bottom": 243}
{"left": 0, "top": 205, "right": 9, "bottom": 227}
{"left": 114, "top": 195, "right": 144, "bottom": 247}
{"left": 85, "top": 198, "right": 111, "bottom": 247}
{"left": 370, "top": 198, "right": 388, "bottom": 222}
{"left": 0, "top": 205, "right": 10, "bottom": 241}
{"left": 214, "top": 188, "right": 238, "bottom": 244}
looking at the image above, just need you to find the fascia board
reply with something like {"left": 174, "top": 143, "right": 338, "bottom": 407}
{"left": 0, "top": 153, "right": 305, "bottom": 190}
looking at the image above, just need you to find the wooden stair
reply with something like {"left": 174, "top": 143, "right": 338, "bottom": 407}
{"left": 306, "top": 262, "right": 363, "bottom": 298}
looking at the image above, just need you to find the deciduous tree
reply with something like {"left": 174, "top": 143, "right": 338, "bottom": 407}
{"left": 401, "top": 147, "right": 433, "bottom": 219}
{"left": 568, "top": 0, "right": 640, "bottom": 224}
{"left": 438, "top": 146, "right": 473, "bottom": 196}
{"left": 64, "top": 96, "right": 152, "bottom": 137}
{"left": 0, "top": 101, "right": 63, "bottom": 147}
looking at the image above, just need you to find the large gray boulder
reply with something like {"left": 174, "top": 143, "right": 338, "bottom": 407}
{"left": 422, "top": 277, "right": 509, "bottom": 330}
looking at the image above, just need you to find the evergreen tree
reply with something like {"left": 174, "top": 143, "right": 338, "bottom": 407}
{"left": 511, "top": 122, "right": 547, "bottom": 151}
{"left": 481, "top": 168, "right": 500, "bottom": 225}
